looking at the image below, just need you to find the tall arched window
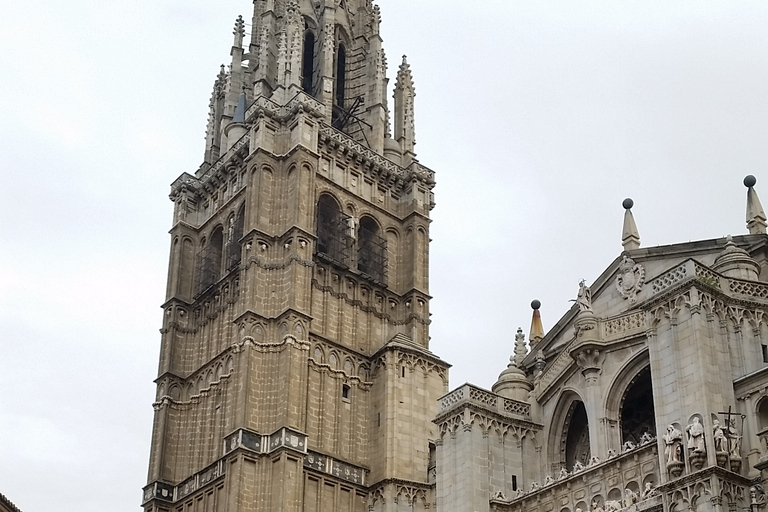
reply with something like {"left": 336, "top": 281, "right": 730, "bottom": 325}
{"left": 196, "top": 227, "right": 224, "bottom": 296}
{"left": 315, "top": 194, "right": 349, "bottom": 265}
{"left": 335, "top": 42, "right": 346, "bottom": 108}
{"left": 302, "top": 30, "right": 315, "bottom": 94}
{"left": 564, "top": 401, "right": 590, "bottom": 470}
{"left": 226, "top": 205, "right": 245, "bottom": 270}
{"left": 358, "top": 216, "right": 387, "bottom": 284}
{"left": 620, "top": 366, "right": 656, "bottom": 445}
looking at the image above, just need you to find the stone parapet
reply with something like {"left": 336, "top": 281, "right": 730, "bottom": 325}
{"left": 437, "top": 383, "right": 531, "bottom": 420}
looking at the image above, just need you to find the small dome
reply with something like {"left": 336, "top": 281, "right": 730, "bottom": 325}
{"left": 712, "top": 236, "right": 760, "bottom": 281}
{"left": 492, "top": 363, "right": 532, "bottom": 401}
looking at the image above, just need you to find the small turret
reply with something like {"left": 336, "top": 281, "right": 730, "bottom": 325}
{"left": 622, "top": 198, "right": 640, "bottom": 251}
{"left": 492, "top": 326, "right": 532, "bottom": 402}
{"left": 745, "top": 175, "right": 767, "bottom": 235}
{"left": 713, "top": 235, "right": 760, "bottom": 281}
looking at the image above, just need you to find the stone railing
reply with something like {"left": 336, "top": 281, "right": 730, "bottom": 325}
{"left": 438, "top": 383, "right": 531, "bottom": 419}
{"left": 647, "top": 258, "right": 768, "bottom": 304}
{"left": 602, "top": 311, "right": 647, "bottom": 340}
{"left": 490, "top": 443, "right": 660, "bottom": 512}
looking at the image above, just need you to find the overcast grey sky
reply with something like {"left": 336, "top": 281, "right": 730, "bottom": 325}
{"left": 2, "top": 1, "right": 768, "bottom": 510}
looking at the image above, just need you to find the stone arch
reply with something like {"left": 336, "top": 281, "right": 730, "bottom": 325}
{"left": 604, "top": 351, "right": 655, "bottom": 447}
{"left": 549, "top": 389, "right": 590, "bottom": 472}
{"left": 358, "top": 215, "right": 386, "bottom": 283}
{"left": 329, "top": 352, "right": 339, "bottom": 370}
{"left": 315, "top": 192, "right": 348, "bottom": 263}
{"left": 313, "top": 345, "right": 325, "bottom": 364}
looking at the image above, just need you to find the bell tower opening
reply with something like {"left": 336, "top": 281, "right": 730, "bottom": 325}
{"left": 335, "top": 42, "right": 346, "bottom": 108}
{"left": 301, "top": 30, "right": 315, "bottom": 94}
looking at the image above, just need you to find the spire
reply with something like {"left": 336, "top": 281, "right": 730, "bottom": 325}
{"left": 513, "top": 327, "right": 528, "bottom": 367}
{"left": 394, "top": 55, "right": 416, "bottom": 159}
{"left": 745, "top": 175, "right": 767, "bottom": 235}
{"left": 529, "top": 300, "right": 544, "bottom": 346}
{"left": 622, "top": 198, "right": 640, "bottom": 251}
{"left": 233, "top": 15, "right": 245, "bottom": 48}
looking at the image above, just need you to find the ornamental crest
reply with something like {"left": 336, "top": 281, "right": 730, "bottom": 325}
{"left": 616, "top": 255, "right": 645, "bottom": 304}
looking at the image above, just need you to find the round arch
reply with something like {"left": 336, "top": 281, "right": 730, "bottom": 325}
{"left": 548, "top": 389, "right": 591, "bottom": 472}
{"left": 604, "top": 351, "right": 655, "bottom": 447}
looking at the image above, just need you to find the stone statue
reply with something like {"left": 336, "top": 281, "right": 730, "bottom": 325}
{"left": 558, "top": 467, "right": 569, "bottom": 480}
{"left": 641, "top": 483, "right": 658, "bottom": 499}
{"left": 543, "top": 475, "right": 554, "bottom": 486}
{"left": 640, "top": 431, "right": 655, "bottom": 445}
{"left": 573, "top": 460, "right": 585, "bottom": 472}
{"left": 662, "top": 425, "right": 683, "bottom": 464}
{"left": 686, "top": 417, "right": 706, "bottom": 454}
{"left": 751, "top": 485, "right": 766, "bottom": 507}
{"left": 624, "top": 488, "right": 638, "bottom": 507}
{"left": 605, "top": 500, "right": 622, "bottom": 512}
{"left": 577, "top": 279, "right": 593, "bottom": 313}
{"left": 530, "top": 481, "right": 540, "bottom": 492}
{"left": 591, "top": 500, "right": 604, "bottom": 512}
{"left": 713, "top": 420, "right": 727, "bottom": 452}
{"left": 622, "top": 440, "right": 636, "bottom": 452}
{"left": 607, "top": 449, "right": 617, "bottom": 459}
{"left": 727, "top": 422, "right": 742, "bottom": 459}
{"left": 588, "top": 455, "right": 601, "bottom": 467}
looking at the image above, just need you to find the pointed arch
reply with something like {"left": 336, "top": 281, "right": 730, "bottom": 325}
{"left": 315, "top": 193, "right": 349, "bottom": 264}
{"left": 358, "top": 215, "right": 387, "bottom": 284}
{"left": 196, "top": 226, "right": 224, "bottom": 296}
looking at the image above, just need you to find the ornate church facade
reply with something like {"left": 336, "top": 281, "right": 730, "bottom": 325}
{"left": 142, "top": 2, "right": 768, "bottom": 511}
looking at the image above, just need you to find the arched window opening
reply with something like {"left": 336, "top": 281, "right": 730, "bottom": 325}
{"left": 758, "top": 398, "right": 768, "bottom": 432}
{"left": 226, "top": 206, "right": 245, "bottom": 270}
{"left": 335, "top": 43, "right": 346, "bottom": 108}
{"left": 357, "top": 216, "right": 387, "bottom": 284}
{"left": 620, "top": 366, "right": 656, "bottom": 445}
{"left": 196, "top": 227, "right": 223, "bottom": 296}
{"left": 301, "top": 30, "right": 315, "bottom": 94}
{"left": 315, "top": 195, "right": 350, "bottom": 266}
{"left": 564, "top": 401, "right": 590, "bottom": 471}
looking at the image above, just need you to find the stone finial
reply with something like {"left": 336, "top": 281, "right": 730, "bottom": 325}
{"left": 233, "top": 15, "right": 246, "bottom": 48}
{"left": 529, "top": 300, "right": 544, "bottom": 345}
{"left": 513, "top": 327, "right": 527, "bottom": 367}
{"left": 745, "top": 175, "right": 767, "bottom": 235}
{"left": 394, "top": 55, "right": 416, "bottom": 157}
{"left": 622, "top": 198, "right": 640, "bottom": 251}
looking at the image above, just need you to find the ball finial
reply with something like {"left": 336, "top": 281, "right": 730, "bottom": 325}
{"left": 745, "top": 175, "right": 757, "bottom": 188}
{"left": 531, "top": 299, "right": 541, "bottom": 310}
{"left": 622, "top": 198, "right": 634, "bottom": 210}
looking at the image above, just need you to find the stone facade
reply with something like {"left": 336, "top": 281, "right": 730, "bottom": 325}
{"left": 435, "top": 198, "right": 768, "bottom": 511}
{"left": 143, "top": 2, "right": 447, "bottom": 511}
{"left": 145, "top": 2, "right": 768, "bottom": 512}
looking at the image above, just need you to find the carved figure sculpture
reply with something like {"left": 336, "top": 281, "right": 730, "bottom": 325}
{"left": 530, "top": 481, "right": 540, "bottom": 492}
{"left": 751, "top": 485, "right": 766, "bottom": 506}
{"left": 727, "top": 422, "right": 742, "bottom": 459}
{"left": 588, "top": 455, "right": 601, "bottom": 467}
{"left": 607, "top": 449, "right": 617, "bottom": 459}
{"left": 640, "top": 431, "right": 655, "bottom": 445}
{"left": 622, "top": 440, "right": 636, "bottom": 452}
{"left": 558, "top": 467, "right": 570, "bottom": 480}
{"left": 616, "top": 255, "right": 645, "bottom": 304}
{"left": 577, "top": 279, "right": 593, "bottom": 312}
{"left": 686, "top": 417, "right": 706, "bottom": 453}
{"left": 663, "top": 425, "right": 683, "bottom": 464}
{"left": 713, "top": 420, "right": 727, "bottom": 452}
{"left": 624, "top": 488, "right": 638, "bottom": 507}
{"left": 641, "top": 483, "right": 658, "bottom": 499}
{"left": 573, "top": 460, "right": 585, "bottom": 472}
{"left": 604, "top": 500, "right": 622, "bottom": 512}
{"left": 543, "top": 475, "right": 554, "bottom": 486}
{"left": 591, "top": 500, "right": 604, "bottom": 512}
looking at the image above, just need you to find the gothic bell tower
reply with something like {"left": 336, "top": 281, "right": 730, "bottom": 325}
{"left": 143, "top": 1, "right": 448, "bottom": 511}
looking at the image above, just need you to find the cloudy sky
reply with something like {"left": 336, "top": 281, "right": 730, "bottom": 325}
{"left": 2, "top": 1, "right": 768, "bottom": 510}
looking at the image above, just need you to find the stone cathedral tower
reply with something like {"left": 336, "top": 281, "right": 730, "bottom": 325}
{"left": 142, "top": 1, "right": 448, "bottom": 511}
